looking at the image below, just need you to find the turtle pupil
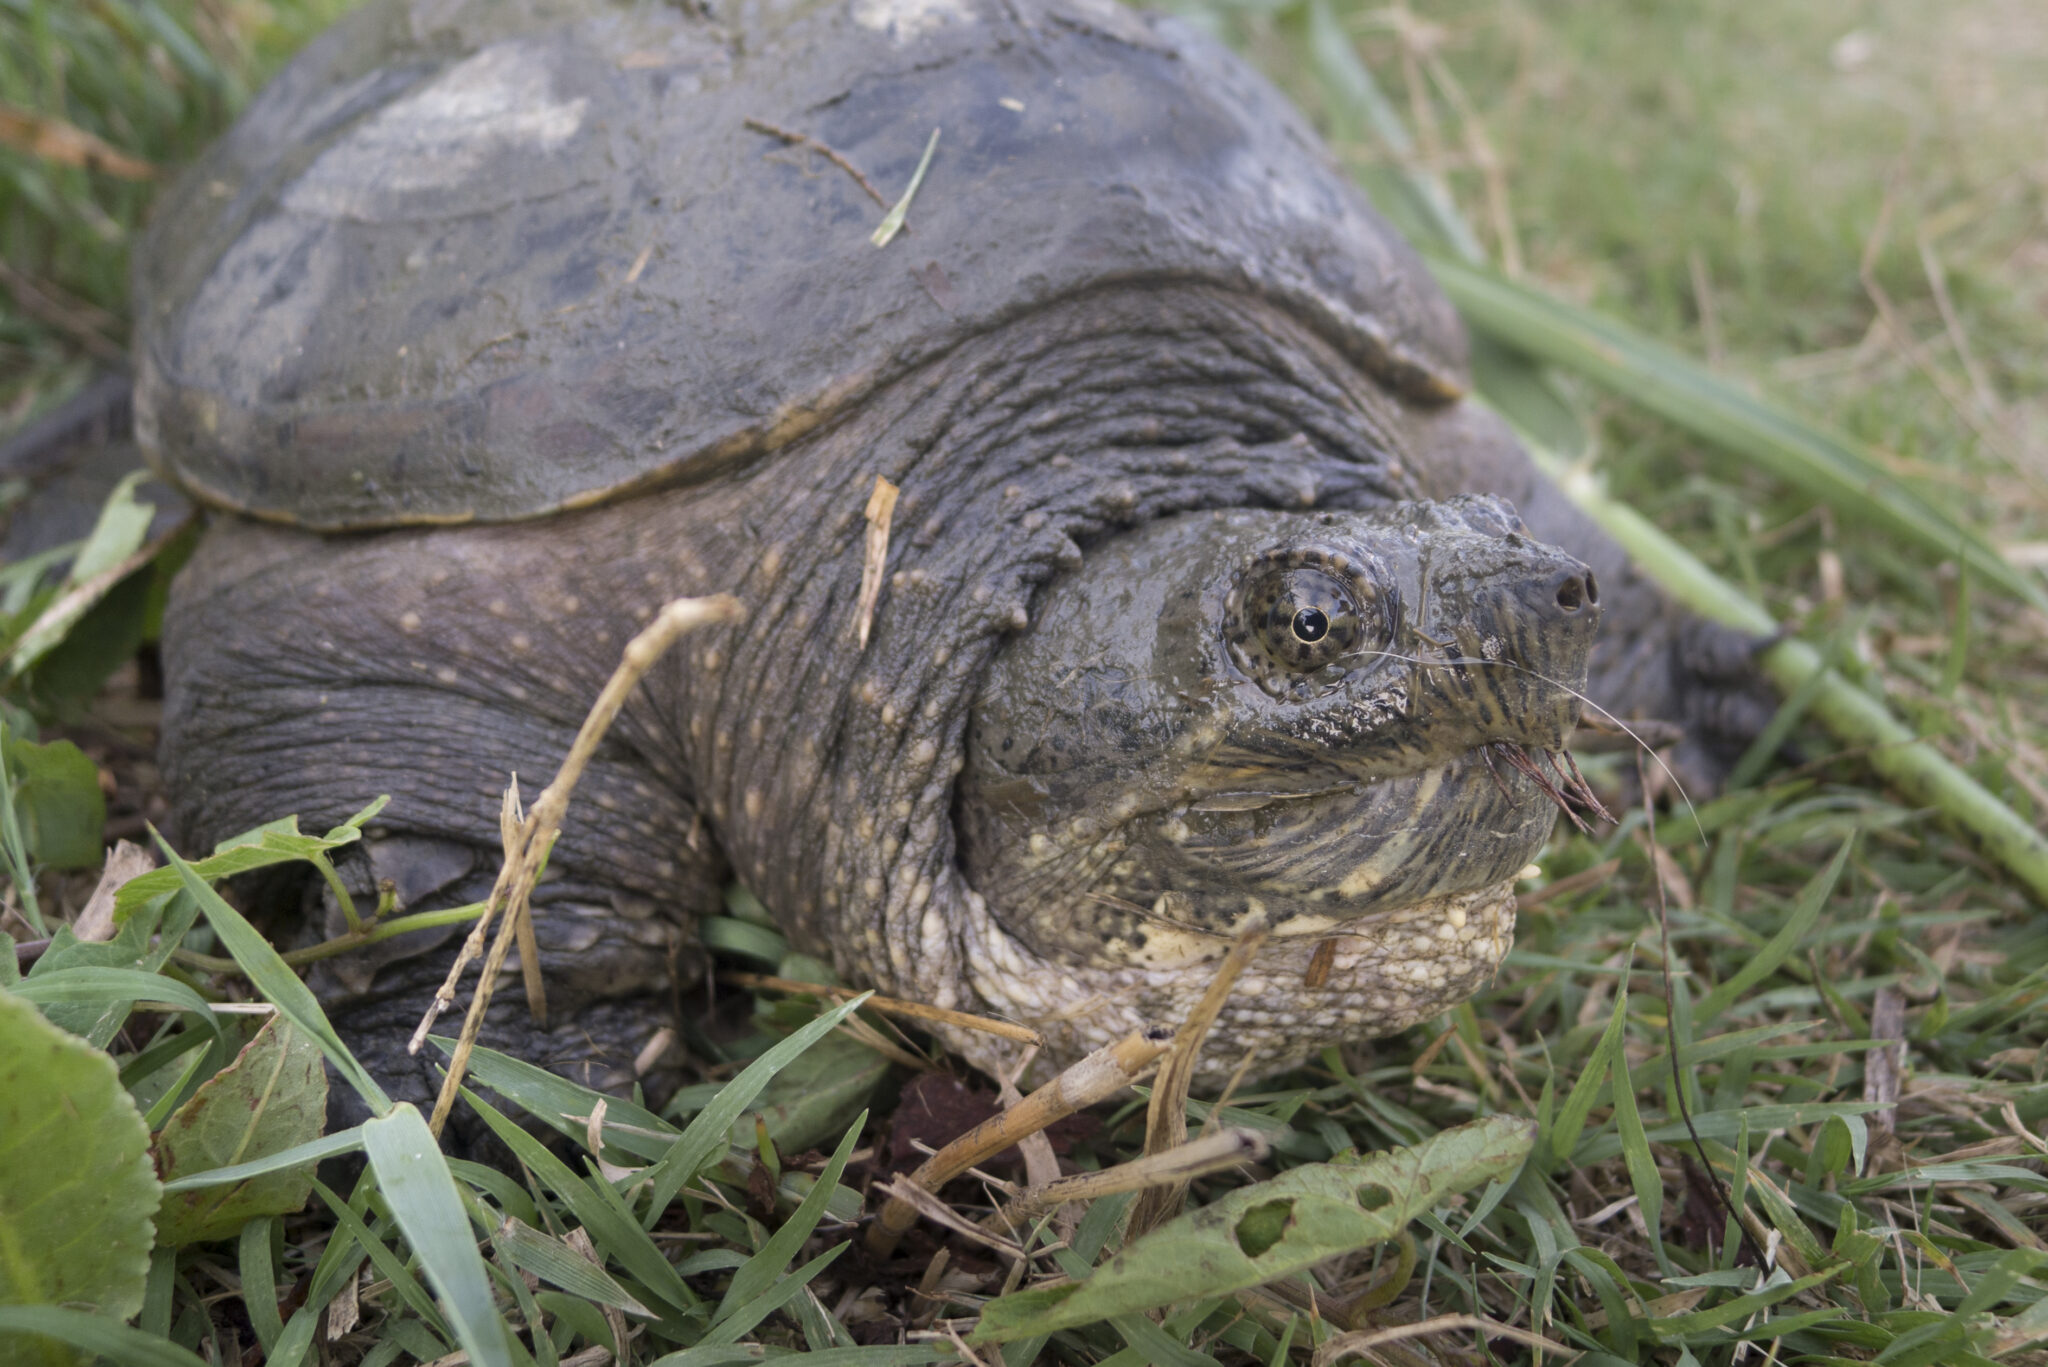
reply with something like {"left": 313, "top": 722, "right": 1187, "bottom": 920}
{"left": 1292, "top": 607, "right": 1329, "bottom": 643}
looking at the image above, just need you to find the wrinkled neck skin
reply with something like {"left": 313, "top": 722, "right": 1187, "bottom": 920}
{"left": 673, "top": 283, "right": 1597, "bottom": 1080}
{"left": 681, "top": 284, "right": 1454, "bottom": 1073}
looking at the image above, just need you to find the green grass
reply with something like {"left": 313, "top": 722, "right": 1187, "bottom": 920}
{"left": 3, "top": 1, "right": 2047, "bottom": 1364}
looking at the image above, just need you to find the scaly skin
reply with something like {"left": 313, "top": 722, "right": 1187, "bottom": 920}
{"left": 162, "top": 288, "right": 1761, "bottom": 1120}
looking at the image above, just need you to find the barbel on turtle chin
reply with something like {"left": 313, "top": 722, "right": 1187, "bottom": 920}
{"left": 81, "top": 0, "right": 1776, "bottom": 1138}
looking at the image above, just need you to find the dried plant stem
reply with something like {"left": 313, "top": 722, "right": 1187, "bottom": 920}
{"left": 414, "top": 594, "right": 741, "bottom": 1138}
{"left": 1126, "top": 914, "right": 1270, "bottom": 1238}
{"left": 864, "top": 1029, "right": 1171, "bottom": 1258}
{"left": 720, "top": 972, "right": 1042, "bottom": 1045}
{"left": 1312, "top": 1313, "right": 1573, "bottom": 1367}
{"left": 855, "top": 475, "right": 899, "bottom": 648}
{"left": 991, "top": 1127, "right": 1269, "bottom": 1230}
{"left": 742, "top": 117, "right": 889, "bottom": 208}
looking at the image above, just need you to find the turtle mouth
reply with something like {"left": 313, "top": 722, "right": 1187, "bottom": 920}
{"left": 1097, "top": 735, "right": 1597, "bottom": 951}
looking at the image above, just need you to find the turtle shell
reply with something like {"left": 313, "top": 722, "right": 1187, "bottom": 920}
{"left": 132, "top": 0, "right": 1466, "bottom": 529}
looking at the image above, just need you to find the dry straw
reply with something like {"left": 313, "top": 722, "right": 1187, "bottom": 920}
{"left": 411, "top": 594, "right": 742, "bottom": 1138}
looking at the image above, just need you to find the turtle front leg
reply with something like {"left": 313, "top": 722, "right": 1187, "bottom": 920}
{"left": 163, "top": 515, "right": 727, "bottom": 1149}
{"left": 304, "top": 835, "right": 702, "bottom": 1147}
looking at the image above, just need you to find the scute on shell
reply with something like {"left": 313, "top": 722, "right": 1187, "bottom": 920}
{"left": 131, "top": 0, "right": 1467, "bottom": 529}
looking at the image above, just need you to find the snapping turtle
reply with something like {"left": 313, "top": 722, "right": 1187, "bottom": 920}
{"left": 132, "top": 0, "right": 1763, "bottom": 1108}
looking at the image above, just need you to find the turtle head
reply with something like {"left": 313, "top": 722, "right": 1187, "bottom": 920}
{"left": 958, "top": 496, "right": 1600, "bottom": 986}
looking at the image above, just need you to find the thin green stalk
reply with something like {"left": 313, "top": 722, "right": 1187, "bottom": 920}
{"left": 0, "top": 721, "right": 43, "bottom": 935}
{"left": 1432, "top": 256, "right": 2048, "bottom": 616}
{"left": 171, "top": 901, "right": 487, "bottom": 976}
{"left": 1540, "top": 452, "right": 2048, "bottom": 904}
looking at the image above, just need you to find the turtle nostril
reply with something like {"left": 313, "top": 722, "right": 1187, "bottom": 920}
{"left": 1583, "top": 571, "right": 1599, "bottom": 606}
{"left": 1555, "top": 575, "right": 1588, "bottom": 612}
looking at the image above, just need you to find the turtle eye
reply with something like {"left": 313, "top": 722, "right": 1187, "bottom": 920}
{"left": 1225, "top": 547, "right": 1395, "bottom": 699}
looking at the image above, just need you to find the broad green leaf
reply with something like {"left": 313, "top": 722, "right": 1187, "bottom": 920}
{"left": 154, "top": 1016, "right": 328, "bottom": 1244}
{"left": 361, "top": 1105, "right": 517, "bottom": 1367}
{"left": 0, "top": 990, "right": 159, "bottom": 1364}
{"left": 26, "top": 890, "right": 202, "bottom": 1049}
{"left": 68, "top": 471, "right": 156, "bottom": 586}
{"left": 973, "top": 1114, "right": 1537, "bottom": 1343}
{"left": 5, "top": 737, "right": 104, "bottom": 869}
{"left": 7, "top": 471, "right": 158, "bottom": 678}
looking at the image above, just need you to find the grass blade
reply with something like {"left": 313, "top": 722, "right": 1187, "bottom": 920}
{"left": 1548, "top": 981, "right": 1627, "bottom": 1168}
{"left": 158, "top": 1125, "right": 365, "bottom": 1191}
{"left": 642, "top": 991, "right": 870, "bottom": 1217}
{"left": 309, "top": 1175, "right": 450, "bottom": 1338}
{"left": 0, "top": 1307, "right": 207, "bottom": 1367}
{"left": 712, "top": 1111, "right": 865, "bottom": 1327}
{"left": 151, "top": 830, "right": 391, "bottom": 1113}
{"left": 693, "top": 1244, "right": 847, "bottom": 1348}
{"left": 1539, "top": 456, "right": 2048, "bottom": 904}
{"left": 870, "top": 127, "right": 939, "bottom": 248}
{"left": 1694, "top": 836, "right": 1850, "bottom": 1023}
{"left": 492, "top": 1218, "right": 652, "bottom": 1316}
{"left": 1431, "top": 255, "right": 2047, "bottom": 614}
{"left": 12, "top": 965, "right": 222, "bottom": 1036}
{"left": 461, "top": 1087, "right": 695, "bottom": 1315}
{"left": 361, "top": 1105, "right": 518, "bottom": 1367}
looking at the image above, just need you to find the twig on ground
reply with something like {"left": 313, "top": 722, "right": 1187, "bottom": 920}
{"left": 990, "top": 1127, "right": 1268, "bottom": 1231}
{"left": 865, "top": 1029, "right": 1171, "bottom": 1258}
{"left": 413, "top": 594, "right": 741, "bottom": 1139}
{"left": 1312, "top": 1313, "right": 1576, "bottom": 1367}
{"left": 1866, "top": 986, "right": 1905, "bottom": 1143}
{"left": 721, "top": 971, "right": 1043, "bottom": 1045}
{"left": 1126, "top": 913, "right": 1270, "bottom": 1239}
